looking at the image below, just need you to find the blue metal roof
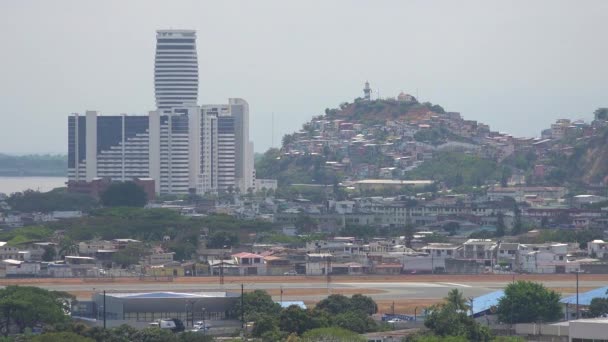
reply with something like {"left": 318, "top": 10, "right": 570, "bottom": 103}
{"left": 470, "top": 290, "right": 504, "bottom": 316}
{"left": 278, "top": 301, "right": 307, "bottom": 309}
{"left": 561, "top": 286, "right": 608, "bottom": 306}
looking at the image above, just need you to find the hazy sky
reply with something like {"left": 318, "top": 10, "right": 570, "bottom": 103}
{"left": 1, "top": 0, "right": 607, "bottom": 155}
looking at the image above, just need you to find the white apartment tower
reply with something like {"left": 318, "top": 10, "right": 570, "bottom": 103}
{"left": 229, "top": 98, "right": 255, "bottom": 191}
{"left": 154, "top": 30, "right": 198, "bottom": 114}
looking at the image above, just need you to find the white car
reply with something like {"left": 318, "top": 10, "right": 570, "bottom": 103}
{"left": 191, "top": 323, "right": 210, "bottom": 332}
{"left": 283, "top": 270, "right": 298, "bottom": 276}
{"left": 387, "top": 318, "right": 403, "bottom": 323}
{"left": 190, "top": 325, "right": 211, "bottom": 332}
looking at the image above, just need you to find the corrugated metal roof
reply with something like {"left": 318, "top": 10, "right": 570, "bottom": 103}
{"left": 561, "top": 286, "right": 608, "bottom": 306}
{"left": 106, "top": 292, "right": 238, "bottom": 299}
{"left": 471, "top": 290, "right": 504, "bottom": 316}
{"left": 278, "top": 301, "right": 307, "bottom": 309}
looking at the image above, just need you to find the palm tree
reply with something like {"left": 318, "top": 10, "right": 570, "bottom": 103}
{"left": 58, "top": 238, "right": 79, "bottom": 257}
{"left": 445, "top": 289, "right": 469, "bottom": 312}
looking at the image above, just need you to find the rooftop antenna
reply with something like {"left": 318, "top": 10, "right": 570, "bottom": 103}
{"left": 271, "top": 112, "right": 275, "bottom": 148}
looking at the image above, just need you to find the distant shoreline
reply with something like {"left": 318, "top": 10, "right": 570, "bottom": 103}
{"left": 0, "top": 174, "right": 65, "bottom": 177}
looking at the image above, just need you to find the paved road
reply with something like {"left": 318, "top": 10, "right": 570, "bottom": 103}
{"left": 14, "top": 279, "right": 606, "bottom": 302}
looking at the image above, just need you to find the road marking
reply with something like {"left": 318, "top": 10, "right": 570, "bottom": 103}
{"left": 439, "top": 282, "right": 472, "bottom": 288}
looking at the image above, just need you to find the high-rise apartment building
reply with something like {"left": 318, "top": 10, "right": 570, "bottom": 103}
{"left": 229, "top": 98, "right": 255, "bottom": 191}
{"left": 67, "top": 30, "right": 256, "bottom": 196}
{"left": 154, "top": 30, "right": 198, "bottom": 114}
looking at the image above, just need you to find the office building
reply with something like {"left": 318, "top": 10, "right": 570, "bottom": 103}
{"left": 68, "top": 111, "right": 151, "bottom": 182}
{"left": 154, "top": 30, "right": 198, "bottom": 114}
{"left": 67, "top": 30, "right": 255, "bottom": 196}
{"left": 68, "top": 101, "right": 250, "bottom": 195}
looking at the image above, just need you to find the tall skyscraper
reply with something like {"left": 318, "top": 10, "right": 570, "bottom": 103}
{"left": 154, "top": 30, "right": 198, "bottom": 114}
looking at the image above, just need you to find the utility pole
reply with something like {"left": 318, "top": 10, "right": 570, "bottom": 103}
{"left": 241, "top": 284, "right": 245, "bottom": 329}
{"left": 576, "top": 271, "right": 580, "bottom": 319}
{"left": 280, "top": 286, "right": 283, "bottom": 305}
{"left": 326, "top": 256, "right": 332, "bottom": 293}
{"left": 103, "top": 290, "right": 107, "bottom": 329}
{"left": 219, "top": 253, "right": 225, "bottom": 286}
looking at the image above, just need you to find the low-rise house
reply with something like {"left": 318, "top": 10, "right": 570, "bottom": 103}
{"left": 517, "top": 243, "right": 577, "bottom": 273}
{"left": 231, "top": 252, "right": 267, "bottom": 276}
{"left": 496, "top": 242, "right": 519, "bottom": 269}
{"left": 79, "top": 240, "right": 115, "bottom": 255}
{"left": 64, "top": 256, "right": 98, "bottom": 276}
{"left": 458, "top": 239, "right": 498, "bottom": 267}
{"left": 331, "top": 262, "right": 364, "bottom": 275}
{"left": 0, "top": 244, "right": 20, "bottom": 260}
{"left": 264, "top": 256, "right": 293, "bottom": 275}
{"left": 419, "top": 243, "right": 459, "bottom": 272}
{"left": 0, "top": 259, "right": 40, "bottom": 277}
{"left": 305, "top": 253, "right": 333, "bottom": 275}
{"left": 145, "top": 252, "right": 175, "bottom": 266}
{"left": 588, "top": 240, "right": 608, "bottom": 259}
{"left": 371, "top": 263, "right": 402, "bottom": 275}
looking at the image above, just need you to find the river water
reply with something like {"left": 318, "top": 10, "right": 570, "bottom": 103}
{"left": 0, "top": 176, "right": 66, "bottom": 194}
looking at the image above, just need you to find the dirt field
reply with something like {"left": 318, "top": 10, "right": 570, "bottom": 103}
{"left": 2, "top": 273, "right": 607, "bottom": 286}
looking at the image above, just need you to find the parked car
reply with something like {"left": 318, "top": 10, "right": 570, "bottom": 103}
{"left": 283, "top": 270, "right": 298, "bottom": 276}
{"left": 387, "top": 318, "right": 403, "bottom": 323}
{"left": 190, "top": 325, "right": 210, "bottom": 333}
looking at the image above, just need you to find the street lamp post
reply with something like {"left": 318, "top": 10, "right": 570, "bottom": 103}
{"left": 202, "top": 308, "right": 207, "bottom": 335}
{"left": 576, "top": 270, "right": 580, "bottom": 320}
{"left": 103, "top": 290, "right": 106, "bottom": 330}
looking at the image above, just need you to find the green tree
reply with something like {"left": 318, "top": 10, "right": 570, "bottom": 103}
{"left": 295, "top": 214, "right": 318, "bottom": 234}
{"left": 594, "top": 108, "right": 608, "bottom": 121}
{"left": 442, "top": 222, "right": 460, "bottom": 236}
{"left": 100, "top": 181, "right": 148, "bottom": 207}
{"left": 7, "top": 189, "right": 97, "bottom": 213}
{"left": 280, "top": 305, "right": 313, "bottom": 335}
{"left": 332, "top": 311, "right": 377, "bottom": 333}
{"left": 445, "top": 289, "right": 468, "bottom": 312}
{"left": 315, "top": 294, "right": 351, "bottom": 315}
{"left": 131, "top": 327, "right": 177, "bottom": 342}
{"left": 111, "top": 242, "right": 151, "bottom": 268}
{"left": 495, "top": 213, "right": 506, "bottom": 237}
{"left": 0, "top": 286, "right": 73, "bottom": 335}
{"left": 349, "top": 294, "right": 378, "bottom": 315}
{"left": 30, "top": 332, "right": 94, "bottom": 342}
{"left": 424, "top": 289, "right": 491, "bottom": 341}
{"left": 589, "top": 296, "right": 608, "bottom": 318}
{"left": 251, "top": 313, "right": 280, "bottom": 338}
{"left": 233, "top": 290, "right": 281, "bottom": 322}
{"left": 41, "top": 246, "right": 57, "bottom": 262}
{"left": 177, "top": 332, "right": 214, "bottom": 341}
{"left": 58, "top": 238, "right": 79, "bottom": 257}
{"left": 300, "top": 327, "right": 366, "bottom": 342}
{"left": 497, "top": 281, "right": 562, "bottom": 323}
{"left": 206, "top": 231, "right": 238, "bottom": 249}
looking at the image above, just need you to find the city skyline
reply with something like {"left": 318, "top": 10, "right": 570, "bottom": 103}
{"left": 1, "top": 0, "right": 607, "bottom": 155}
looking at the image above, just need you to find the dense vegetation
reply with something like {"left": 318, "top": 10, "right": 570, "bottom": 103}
{"left": 100, "top": 182, "right": 148, "bottom": 207}
{"left": 0, "top": 286, "right": 73, "bottom": 336}
{"left": 6, "top": 189, "right": 97, "bottom": 213}
{"left": 0, "top": 154, "right": 66, "bottom": 177}
{"left": 255, "top": 149, "right": 343, "bottom": 186}
{"left": 497, "top": 281, "right": 562, "bottom": 324}
{"left": 1, "top": 208, "right": 276, "bottom": 259}
{"left": 405, "top": 152, "right": 504, "bottom": 187}
{"left": 234, "top": 290, "right": 382, "bottom": 341}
